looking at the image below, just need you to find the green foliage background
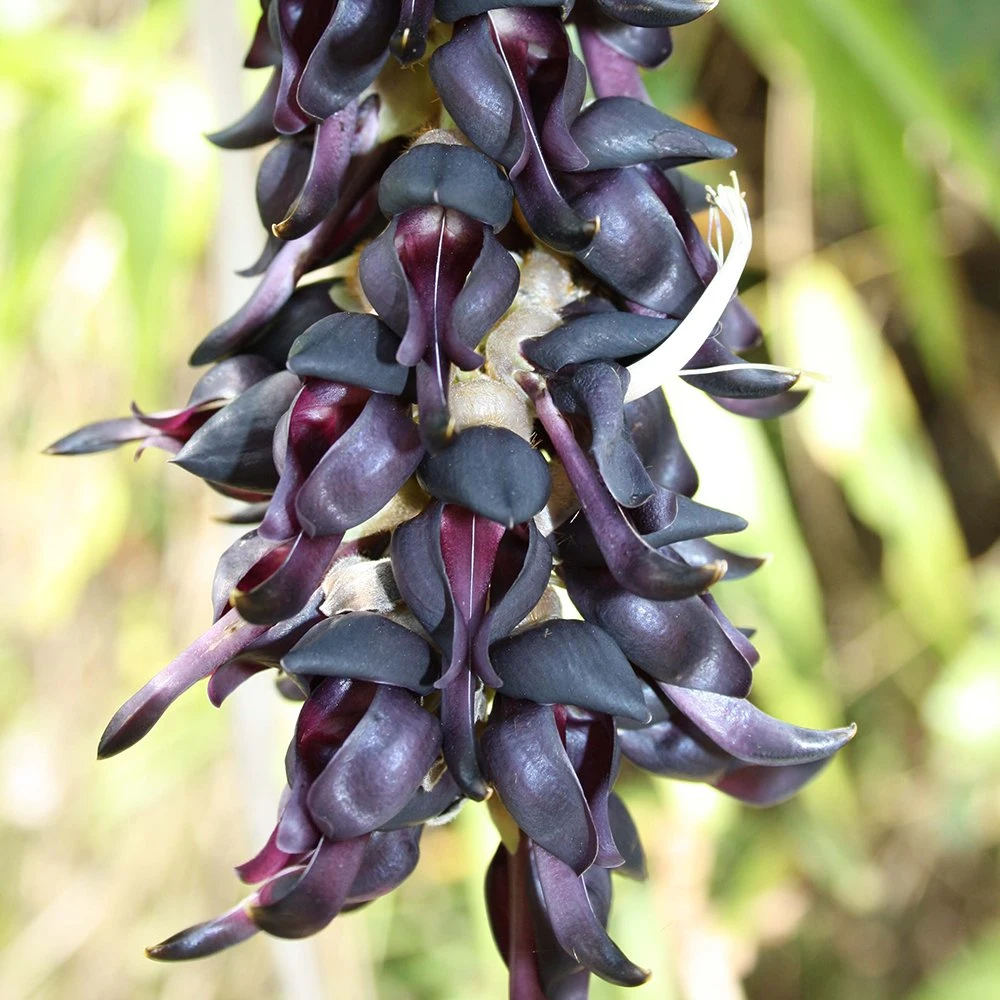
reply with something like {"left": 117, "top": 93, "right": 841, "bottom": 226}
{"left": 0, "top": 1, "right": 997, "bottom": 997}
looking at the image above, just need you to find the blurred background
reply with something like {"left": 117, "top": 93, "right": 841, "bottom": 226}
{"left": 1, "top": 0, "right": 998, "bottom": 997}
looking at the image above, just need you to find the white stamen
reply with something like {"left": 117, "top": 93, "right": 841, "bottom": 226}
{"left": 623, "top": 172, "right": 753, "bottom": 403}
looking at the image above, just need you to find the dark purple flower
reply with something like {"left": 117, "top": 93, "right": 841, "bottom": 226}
{"left": 360, "top": 138, "right": 520, "bottom": 449}
{"left": 51, "top": 1, "right": 855, "bottom": 993}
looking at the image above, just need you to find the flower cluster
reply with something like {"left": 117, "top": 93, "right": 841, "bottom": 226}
{"left": 49, "top": 0, "right": 854, "bottom": 994}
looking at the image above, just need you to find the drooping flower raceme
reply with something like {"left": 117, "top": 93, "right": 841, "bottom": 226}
{"left": 49, "top": 0, "right": 854, "bottom": 994}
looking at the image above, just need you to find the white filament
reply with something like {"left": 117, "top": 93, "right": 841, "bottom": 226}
{"left": 623, "top": 172, "right": 753, "bottom": 403}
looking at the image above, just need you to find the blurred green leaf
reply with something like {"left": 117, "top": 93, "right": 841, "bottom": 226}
{"left": 773, "top": 260, "right": 972, "bottom": 657}
{"left": 905, "top": 926, "right": 1000, "bottom": 1000}
{"left": 722, "top": 0, "right": 971, "bottom": 389}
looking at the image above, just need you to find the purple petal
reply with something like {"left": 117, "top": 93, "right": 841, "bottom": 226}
{"left": 274, "top": 104, "right": 357, "bottom": 240}
{"left": 260, "top": 379, "right": 368, "bottom": 542}
{"left": 271, "top": 0, "right": 332, "bottom": 134}
{"left": 564, "top": 714, "right": 625, "bottom": 868}
{"left": 440, "top": 666, "right": 488, "bottom": 800}
{"left": 380, "top": 768, "right": 463, "bottom": 829}
{"left": 630, "top": 487, "right": 747, "bottom": 547}
{"left": 484, "top": 844, "right": 512, "bottom": 967}
{"left": 45, "top": 416, "right": 151, "bottom": 456}
{"left": 206, "top": 69, "right": 280, "bottom": 148}
{"left": 295, "top": 393, "right": 423, "bottom": 536}
{"left": 551, "top": 361, "right": 655, "bottom": 508}
{"left": 508, "top": 840, "right": 551, "bottom": 998}
{"left": 449, "top": 227, "right": 520, "bottom": 360}
{"left": 189, "top": 241, "right": 315, "bottom": 365}
{"left": 231, "top": 532, "right": 341, "bottom": 625}
{"left": 346, "top": 826, "right": 422, "bottom": 903}
{"left": 702, "top": 593, "right": 760, "bottom": 666}
{"left": 571, "top": 167, "right": 703, "bottom": 315}
{"left": 146, "top": 902, "right": 258, "bottom": 961}
{"left": 430, "top": 13, "right": 596, "bottom": 252}
{"left": 715, "top": 759, "right": 832, "bottom": 806}
{"left": 578, "top": 21, "right": 651, "bottom": 102}
{"left": 584, "top": 14, "right": 674, "bottom": 69}
{"left": 250, "top": 835, "right": 369, "bottom": 938}
{"left": 391, "top": 208, "right": 488, "bottom": 436}
{"left": 482, "top": 698, "right": 597, "bottom": 875}
{"left": 523, "top": 311, "right": 677, "bottom": 372}
{"left": 277, "top": 766, "right": 322, "bottom": 854}
{"left": 207, "top": 659, "right": 270, "bottom": 708}
{"left": 531, "top": 378, "right": 721, "bottom": 599}
{"left": 235, "top": 824, "right": 300, "bottom": 885}
{"left": 640, "top": 163, "right": 715, "bottom": 279}
{"left": 472, "top": 521, "right": 553, "bottom": 683}
{"left": 417, "top": 425, "right": 551, "bottom": 529}
{"left": 306, "top": 686, "right": 441, "bottom": 839}
{"left": 564, "top": 567, "right": 753, "bottom": 696}
{"left": 617, "top": 715, "right": 731, "bottom": 780}
{"left": 172, "top": 371, "right": 300, "bottom": 492}
{"left": 358, "top": 220, "right": 410, "bottom": 335}
{"left": 244, "top": 12, "right": 280, "bottom": 69}
{"left": 593, "top": 0, "right": 718, "bottom": 29}
{"left": 672, "top": 538, "right": 765, "bottom": 581}
{"left": 391, "top": 0, "right": 435, "bottom": 61}
{"left": 437, "top": 506, "right": 506, "bottom": 687}
{"left": 294, "top": 677, "right": 376, "bottom": 775}
{"left": 436, "top": 0, "right": 563, "bottom": 21}
{"left": 540, "top": 46, "right": 590, "bottom": 172}
{"left": 186, "top": 355, "right": 278, "bottom": 409}
{"left": 216, "top": 501, "right": 270, "bottom": 525}
{"left": 190, "top": 135, "right": 395, "bottom": 365}
{"left": 254, "top": 137, "right": 313, "bottom": 232}
{"left": 389, "top": 502, "right": 450, "bottom": 638}
{"left": 683, "top": 337, "right": 800, "bottom": 399}
{"left": 663, "top": 684, "right": 857, "bottom": 765}
{"left": 718, "top": 296, "right": 763, "bottom": 352}
{"left": 531, "top": 843, "right": 649, "bottom": 986}
{"left": 607, "top": 793, "right": 647, "bottom": 880}
{"left": 211, "top": 530, "right": 275, "bottom": 620}
{"left": 714, "top": 391, "right": 810, "bottom": 419}
{"left": 297, "top": 0, "right": 394, "bottom": 120}
{"left": 429, "top": 15, "right": 523, "bottom": 165}
{"left": 245, "top": 279, "right": 339, "bottom": 367}
{"left": 97, "top": 610, "right": 268, "bottom": 758}
{"left": 287, "top": 312, "right": 409, "bottom": 395}
{"left": 624, "top": 389, "right": 698, "bottom": 496}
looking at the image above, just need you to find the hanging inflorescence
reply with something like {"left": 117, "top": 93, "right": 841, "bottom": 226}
{"left": 49, "top": 0, "right": 854, "bottom": 993}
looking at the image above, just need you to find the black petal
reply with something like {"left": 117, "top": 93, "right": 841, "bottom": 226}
{"left": 173, "top": 372, "right": 300, "bottom": 492}
{"left": 571, "top": 97, "right": 735, "bottom": 171}
{"left": 491, "top": 621, "right": 650, "bottom": 722}
{"left": 418, "top": 426, "right": 551, "bottom": 528}
{"left": 524, "top": 312, "right": 676, "bottom": 371}
{"left": 594, "top": 0, "right": 717, "bottom": 29}
{"left": 282, "top": 612, "right": 436, "bottom": 694}
{"left": 378, "top": 143, "right": 514, "bottom": 230}
{"left": 206, "top": 69, "right": 280, "bottom": 149}
{"left": 623, "top": 389, "right": 698, "bottom": 495}
{"left": 287, "top": 312, "right": 409, "bottom": 394}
